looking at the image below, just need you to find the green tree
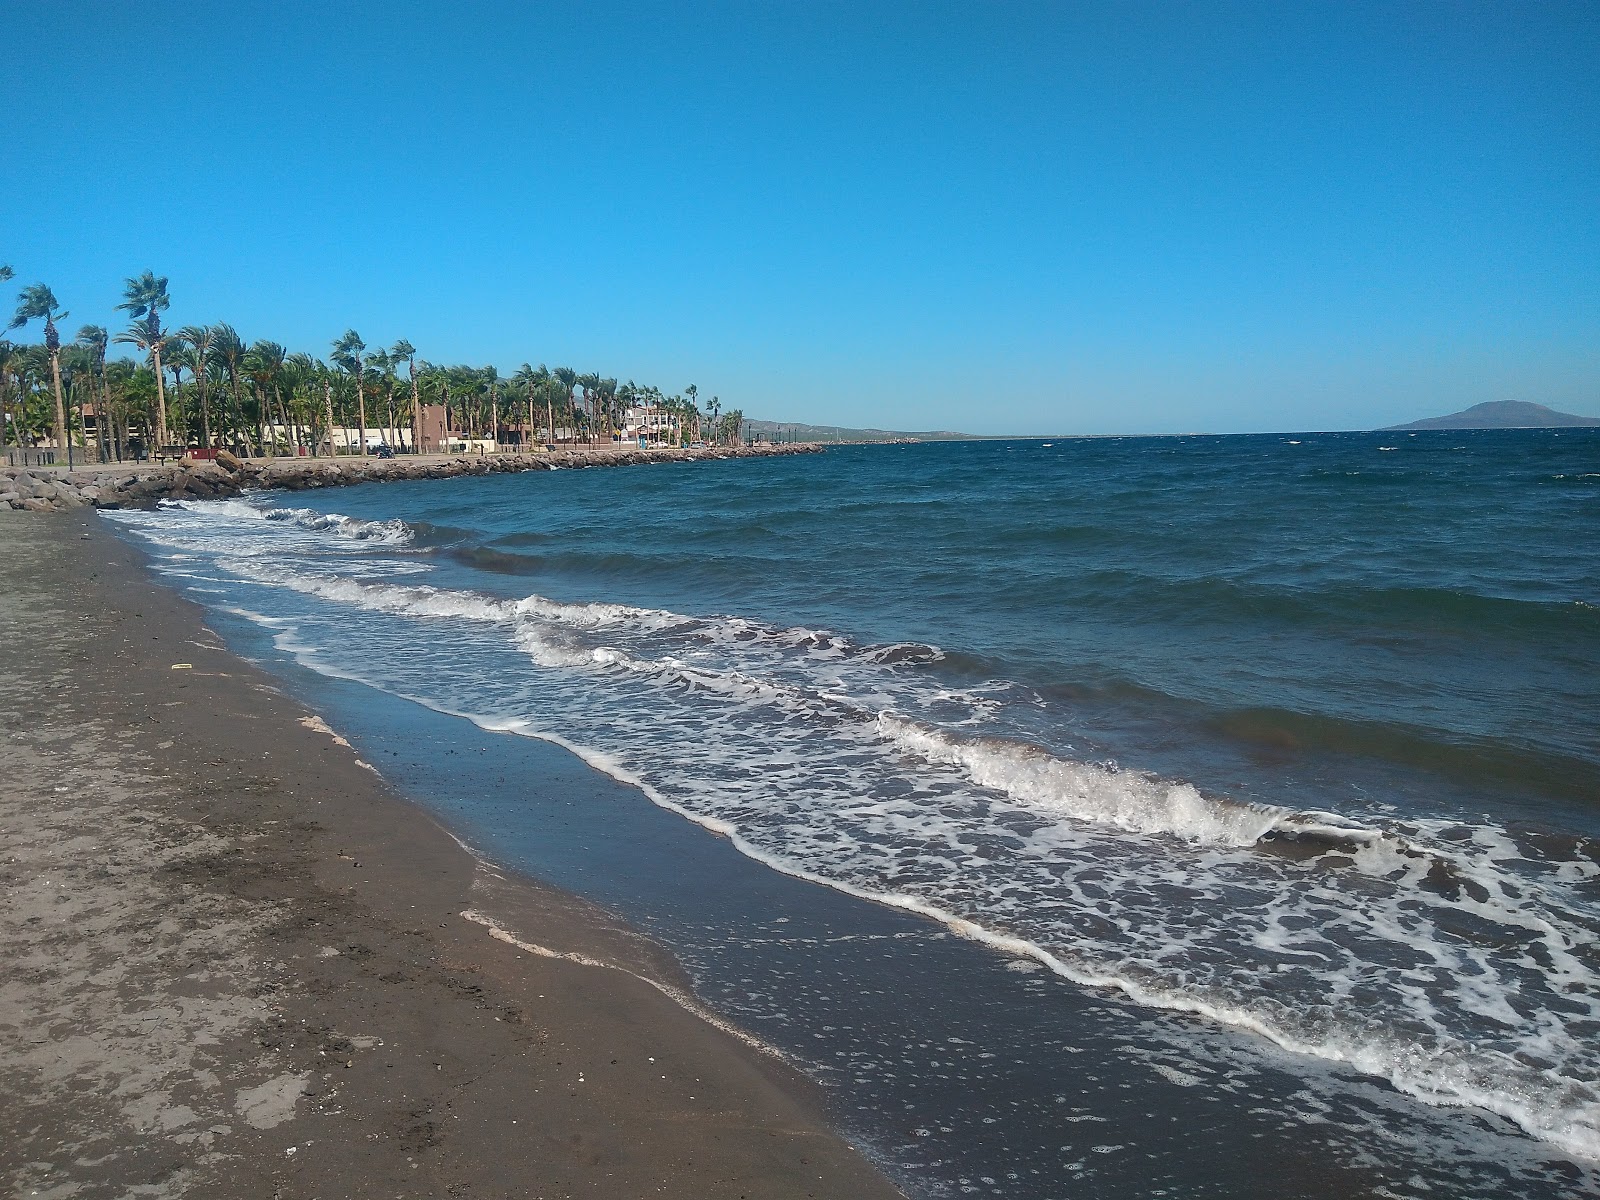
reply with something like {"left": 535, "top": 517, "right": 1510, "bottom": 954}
{"left": 481, "top": 364, "right": 502, "bottom": 448}
{"left": 113, "top": 272, "right": 172, "bottom": 444}
{"left": 513, "top": 362, "right": 554, "bottom": 450}
{"left": 390, "top": 339, "right": 420, "bottom": 453}
{"left": 209, "top": 324, "right": 248, "bottom": 453}
{"left": 330, "top": 330, "right": 367, "bottom": 454}
{"left": 553, "top": 367, "right": 577, "bottom": 444}
{"left": 245, "top": 340, "right": 288, "bottom": 453}
{"left": 368, "top": 348, "right": 399, "bottom": 449}
{"left": 8, "top": 283, "right": 71, "bottom": 455}
{"left": 177, "top": 325, "right": 217, "bottom": 447}
{"left": 0, "top": 339, "right": 17, "bottom": 451}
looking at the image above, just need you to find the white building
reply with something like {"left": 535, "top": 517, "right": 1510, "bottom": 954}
{"left": 619, "top": 405, "right": 681, "bottom": 447}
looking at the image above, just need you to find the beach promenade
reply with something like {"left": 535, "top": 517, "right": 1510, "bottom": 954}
{"left": 0, "top": 509, "right": 900, "bottom": 1199}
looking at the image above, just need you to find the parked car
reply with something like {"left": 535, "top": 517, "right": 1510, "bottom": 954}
{"left": 372, "top": 443, "right": 396, "bottom": 459}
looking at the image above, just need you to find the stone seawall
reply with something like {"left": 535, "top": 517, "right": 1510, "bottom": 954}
{"left": 0, "top": 442, "right": 822, "bottom": 513}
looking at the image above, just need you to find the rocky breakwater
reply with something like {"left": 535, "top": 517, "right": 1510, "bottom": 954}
{"left": 0, "top": 442, "right": 822, "bottom": 513}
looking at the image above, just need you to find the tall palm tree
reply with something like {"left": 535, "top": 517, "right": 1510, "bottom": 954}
{"left": 244, "top": 340, "right": 288, "bottom": 454}
{"left": 481, "top": 364, "right": 502, "bottom": 449}
{"left": 282, "top": 352, "right": 318, "bottom": 454}
{"left": 166, "top": 347, "right": 188, "bottom": 443}
{"left": 8, "top": 283, "right": 70, "bottom": 456}
{"left": 513, "top": 363, "right": 554, "bottom": 449}
{"left": 0, "top": 339, "right": 17, "bottom": 452}
{"left": 177, "top": 325, "right": 216, "bottom": 447}
{"left": 369, "top": 348, "right": 397, "bottom": 448}
{"left": 330, "top": 330, "right": 367, "bottom": 455}
{"left": 209, "top": 324, "right": 247, "bottom": 453}
{"left": 114, "top": 272, "right": 172, "bottom": 445}
{"left": 575, "top": 372, "right": 602, "bottom": 447}
{"left": 707, "top": 395, "right": 722, "bottom": 445}
{"left": 59, "top": 343, "right": 95, "bottom": 455}
{"left": 391, "top": 339, "right": 420, "bottom": 453}
{"left": 10, "top": 344, "right": 49, "bottom": 444}
{"left": 0, "top": 266, "right": 11, "bottom": 450}
{"left": 553, "top": 367, "right": 578, "bottom": 445}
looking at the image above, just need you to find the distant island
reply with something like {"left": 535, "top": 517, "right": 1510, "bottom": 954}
{"left": 1386, "top": 400, "right": 1600, "bottom": 430}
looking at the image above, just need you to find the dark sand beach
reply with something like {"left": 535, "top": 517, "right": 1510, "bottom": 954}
{"left": 0, "top": 509, "right": 902, "bottom": 1199}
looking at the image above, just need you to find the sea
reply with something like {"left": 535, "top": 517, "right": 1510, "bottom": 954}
{"left": 107, "top": 430, "right": 1600, "bottom": 1198}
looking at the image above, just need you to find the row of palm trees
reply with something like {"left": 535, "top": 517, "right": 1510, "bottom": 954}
{"left": 1, "top": 268, "right": 745, "bottom": 461}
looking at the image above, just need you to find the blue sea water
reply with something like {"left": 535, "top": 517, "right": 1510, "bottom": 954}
{"left": 109, "top": 431, "right": 1600, "bottom": 1197}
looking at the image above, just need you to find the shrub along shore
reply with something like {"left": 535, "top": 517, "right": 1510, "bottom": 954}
{"left": 0, "top": 440, "right": 821, "bottom": 512}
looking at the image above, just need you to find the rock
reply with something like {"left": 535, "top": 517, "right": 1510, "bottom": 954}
{"left": 215, "top": 449, "right": 245, "bottom": 471}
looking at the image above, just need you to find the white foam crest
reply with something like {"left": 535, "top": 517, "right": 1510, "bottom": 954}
{"left": 218, "top": 562, "right": 514, "bottom": 623}
{"left": 876, "top": 714, "right": 1283, "bottom": 847}
{"left": 456, "top": 711, "right": 1600, "bottom": 1163}
{"left": 264, "top": 505, "right": 415, "bottom": 545}
{"left": 101, "top": 505, "right": 1600, "bottom": 1164}
{"left": 160, "top": 496, "right": 271, "bottom": 521}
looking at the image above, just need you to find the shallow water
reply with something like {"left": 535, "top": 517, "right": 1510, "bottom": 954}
{"left": 109, "top": 431, "right": 1600, "bottom": 1196}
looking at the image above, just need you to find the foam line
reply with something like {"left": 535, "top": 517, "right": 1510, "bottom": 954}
{"left": 458, "top": 909, "right": 790, "bottom": 1062}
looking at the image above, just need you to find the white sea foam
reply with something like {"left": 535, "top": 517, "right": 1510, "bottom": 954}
{"left": 102, "top": 495, "right": 1600, "bottom": 1164}
{"left": 876, "top": 714, "right": 1283, "bottom": 847}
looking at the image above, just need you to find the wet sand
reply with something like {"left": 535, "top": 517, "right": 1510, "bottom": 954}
{"left": 0, "top": 510, "right": 903, "bottom": 1199}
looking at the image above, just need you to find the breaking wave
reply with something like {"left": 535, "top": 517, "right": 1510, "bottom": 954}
{"left": 105, "top": 488, "right": 1600, "bottom": 1164}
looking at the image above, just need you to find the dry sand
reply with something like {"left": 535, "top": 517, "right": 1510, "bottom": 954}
{"left": 0, "top": 510, "right": 902, "bottom": 1199}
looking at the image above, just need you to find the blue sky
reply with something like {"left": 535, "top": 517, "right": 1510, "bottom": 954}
{"left": 4, "top": 1, "right": 1596, "bottom": 433}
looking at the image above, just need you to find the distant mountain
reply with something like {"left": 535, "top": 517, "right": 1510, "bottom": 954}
{"left": 1386, "top": 401, "right": 1600, "bottom": 430}
{"left": 743, "top": 419, "right": 977, "bottom": 442}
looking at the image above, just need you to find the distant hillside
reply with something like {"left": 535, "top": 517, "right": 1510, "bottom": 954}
{"left": 1386, "top": 401, "right": 1600, "bottom": 430}
{"left": 743, "top": 419, "right": 977, "bottom": 443}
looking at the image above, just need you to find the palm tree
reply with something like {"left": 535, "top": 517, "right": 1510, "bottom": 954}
{"left": 369, "top": 348, "right": 397, "bottom": 448}
{"left": 574, "top": 372, "right": 600, "bottom": 447}
{"left": 0, "top": 266, "right": 11, "bottom": 450}
{"left": 9, "top": 344, "right": 49, "bottom": 444}
{"left": 166, "top": 347, "right": 188, "bottom": 443}
{"left": 113, "top": 272, "right": 172, "bottom": 445}
{"left": 177, "top": 325, "right": 216, "bottom": 447}
{"left": 8, "top": 283, "right": 71, "bottom": 457}
{"left": 391, "top": 339, "right": 420, "bottom": 453}
{"left": 282, "top": 352, "right": 319, "bottom": 454}
{"left": 0, "top": 339, "right": 17, "bottom": 452}
{"left": 330, "top": 330, "right": 366, "bottom": 455}
{"left": 244, "top": 340, "right": 288, "bottom": 454}
{"left": 209, "top": 324, "right": 248, "bottom": 453}
{"left": 513, "top": 363, "right": 554, "bottom": 450}
{"left": 553, "top": 367, "right": 577, "bottom": 445}
{"left": 481, "top": 364, "right": 502, "bottom": 449}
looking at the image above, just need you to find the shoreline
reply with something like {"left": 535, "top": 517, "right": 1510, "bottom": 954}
{"left": 0, "top": 441, "right": 823, "bottom": 512}
{"left": 0, "top": 509, "right": 903, "bottom": 1199}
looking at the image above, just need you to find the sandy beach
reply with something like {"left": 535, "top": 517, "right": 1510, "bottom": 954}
{"left": 0, "top": 509, "right": 903, "bottom": 1199}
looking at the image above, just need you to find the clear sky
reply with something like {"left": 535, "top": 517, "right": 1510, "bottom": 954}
{"left": 4, "top": 1, "right": 1596, "bottom": 434}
